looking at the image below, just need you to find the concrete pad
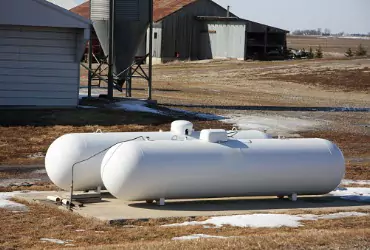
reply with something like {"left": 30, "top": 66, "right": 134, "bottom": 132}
{"left": 15, "top": 191, "right": 370, "bottom": 224}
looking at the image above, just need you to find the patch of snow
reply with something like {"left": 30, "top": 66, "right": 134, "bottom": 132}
{"left": 0, "top": 192, "right": 28, "bottom": 212}
{"left": 78, "top": 105, "right": 98, "bottom": 109}
{"left": 340, "top": 36, "right": 370, "bottom": 40}
{"left": 168, "top": 107, "right": 224, "bottom": 120}
{"left": 342, "top": 179, "right": 370, "bottom": 186}
{"left": 163, "top": 212, "right": 367, "bottom": 229}
{"left": 221, "top": 114, "right": 319, "bottom": 135}
{"left": 114, "top": 100, "right": 163, "bottom": 114}
{"left": 329, "top": 188, "right": 370, "bottom": 202}
{"left": 172, "top": 234, "right": 231, "bottom": 241}
{"left": 40, "top": 238, "right": 73, "bottom": 245}
{"left": 27, "top": 152, "right": 45, "bottom": 159}
{"left": 32, "top": 169, "right": 47, "bottom": 175}
{"left": 331, "top": 107, "right": 370, "bottom": 112}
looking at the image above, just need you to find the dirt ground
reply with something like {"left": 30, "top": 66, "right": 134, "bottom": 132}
{"left": 287, "top": 35, "right": 370, "bottom": 58}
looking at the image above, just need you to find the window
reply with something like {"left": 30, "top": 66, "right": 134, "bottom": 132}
{"left": 154, "top": 32, "right": 158, "bottom": 39}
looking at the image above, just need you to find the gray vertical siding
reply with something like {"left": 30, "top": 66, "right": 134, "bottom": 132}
{"left": 206, "top": 22, "right": 246, "bottom": 59}
{"left": 161, "top": 0, "right": 234, "bottom": 61}
{"left": 0, "top": 25, "right": 80, "bottom": 106}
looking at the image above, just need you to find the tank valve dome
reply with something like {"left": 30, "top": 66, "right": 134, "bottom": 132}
{"left": 171, "top": 120, "right": 194, "bottom": 136}
{"left": 200, "top": 129, "right": 228, "bottom": 143}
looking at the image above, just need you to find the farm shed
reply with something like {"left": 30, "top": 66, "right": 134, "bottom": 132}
{"left": 71, "top": 0, "right": 288, "bottom": 63}
{"left": 0, "top": 0, "right": 90, "bottom": 107}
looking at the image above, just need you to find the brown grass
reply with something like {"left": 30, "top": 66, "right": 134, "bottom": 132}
{"left": 0, "top": 109, "right": 230, "bottom": 165}
{"left": 0, "top": 200, "right": 368, "bottom": 249}
{"left": 81, "top": 58, "right": 370, "bottom": 108}
{"left": 0, "top": 183, "right": 58, "bottom": 192}
{"left": 300, "top": 130, "right": 370, "bottom": 180}
{"left": 287, "top": 35, "right": 370, "bottom": 56}
{"left": 262, "top": 67, "right": 370, "bottom": 93}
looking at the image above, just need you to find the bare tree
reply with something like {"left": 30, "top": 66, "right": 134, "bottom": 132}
{"left": 324, "top": 28, "right": 331, "bottom": 35}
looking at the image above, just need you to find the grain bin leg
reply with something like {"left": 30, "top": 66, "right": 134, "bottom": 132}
{"left": 288, "top": 193, "right": 298, "bottom": 202}
{"left": 156, "top": 198, "right": 165, "bottom": 206}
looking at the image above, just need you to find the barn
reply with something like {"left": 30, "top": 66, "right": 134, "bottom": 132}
{"left": 0, "top": 0, "right": 90, "bottom": 107}
{"left": 71, "top": 0, "right": 288, "bottom": 63}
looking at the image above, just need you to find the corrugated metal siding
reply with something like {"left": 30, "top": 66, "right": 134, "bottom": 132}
{"left": 206, "top": 22, "right": 245, "bottom": 59}
{"left": 0, "top": 25, "right": 80, "bottom": 106}
{"left": 91, "top": 0, "right": 110, "bottom": 20}
{"left": 115, "top": 0, "right": 140, "bottom": 21}
{"left": 161, "top": 0, "right": 235, "bottom": 61}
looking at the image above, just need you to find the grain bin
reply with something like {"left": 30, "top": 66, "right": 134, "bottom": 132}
{"left": 91, "top": 0, "right": 150, "bottom": 86}
{"left": 101, "top": 134, "right": 345, "bottom": 202}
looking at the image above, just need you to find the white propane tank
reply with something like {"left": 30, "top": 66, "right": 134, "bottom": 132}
{"left": 45, "top": 121, "right": 272, "bottom": 191}
{"left": 101, "top": 137, "right": 345, "bottom": 201}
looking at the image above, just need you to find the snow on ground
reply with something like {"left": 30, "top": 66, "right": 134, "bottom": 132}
{"left": 163, "top": 212, "right": 367, "bottom": 228}
{"left": 0, "top": 192, "right": 28, "bottom": 212}
{"left": 172, "top": 234, "right": 232, "bottom": 241}
{"left": 168, "top": 107, "right": 224, "bottom": 120}
{"left": 78, "top": 93, "right": 100, "bottom": 100}
{"left": 329, "top": 188, "right": 370, "bottom": 202}
{"left": 221, "top": 114, "right": 320, "bottom": 135}
{"left": 40, "top": 238, "right": 74, "bottom": 246}
{"left": 113, "top": 100, "right": 163, "bottom": 114}
{"left": 340, "top": 36, "right": 370, "bottom": 40}
{"left": 341, "top": 180, "right": 370, "bottom": 186}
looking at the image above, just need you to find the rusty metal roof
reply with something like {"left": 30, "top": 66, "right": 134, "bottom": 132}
{"left": 154, "top": 0, "right": 197, "bottom": 22}
{"left": 70, "top": 0, "right": 197, "bottom": 22}
{"left": 70, "top": 1, "right": 90, "bottom": 19}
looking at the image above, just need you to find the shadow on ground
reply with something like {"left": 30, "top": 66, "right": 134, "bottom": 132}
{"left": 161, "top": 104, "right": 370, "bottom": 113}
{"left": 0, "top": 107, "right": 225, "bottom": 127}
{"left": 128, "top": 196, "right": 369, "bottom": 212}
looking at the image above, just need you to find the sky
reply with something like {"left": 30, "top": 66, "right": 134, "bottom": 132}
{"left": 49, "top": 0, "right": 370, "bottom": 34}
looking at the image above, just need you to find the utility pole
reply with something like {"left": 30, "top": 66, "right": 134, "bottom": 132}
{"left": 107, "top": 0, "right": 114, "bottom": 100}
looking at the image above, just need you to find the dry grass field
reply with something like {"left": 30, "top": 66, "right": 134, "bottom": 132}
{"left": 1, "top": 57, "right": 369, "bottom": 249}
{"left": 0, "top": 200, "right": 369, "bottom": 249}
{"left": 287, "top": 35, "right": 370, "bottom": 58}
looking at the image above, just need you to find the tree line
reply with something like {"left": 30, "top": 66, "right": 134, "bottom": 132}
{"left": 291, "top": 28, "right": 369, "bottom": 37}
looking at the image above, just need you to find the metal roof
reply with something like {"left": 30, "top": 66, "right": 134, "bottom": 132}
{"left": 70, "top": 0, "right": 197, "bottom": 22}
{"left": 154, "top": 0, "right": 197, "bottom": 22}
{"left": 196, "top": 16, "right": 244, "bottom": 22}
{"left": 69, "top": 0, "right": 289, "bottom": 33}
{"left": 1, "top": 0, "right": 90, "bottom": 29}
